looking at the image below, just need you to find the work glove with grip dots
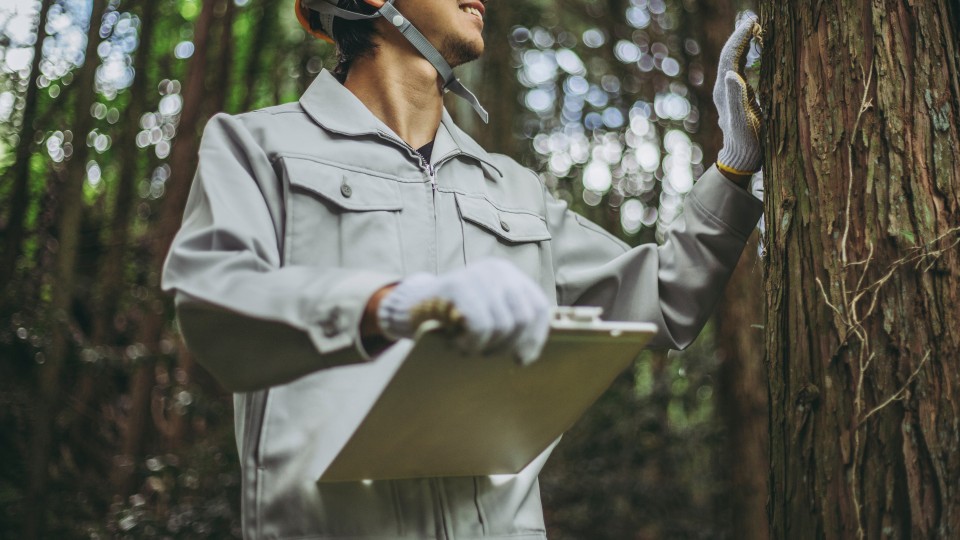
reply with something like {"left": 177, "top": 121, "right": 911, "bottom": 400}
{"left": 377, "top": 259, "right": 552, "bottom": 366}
{"left": 715, "top": 14, "right": 764, "bottom": 176}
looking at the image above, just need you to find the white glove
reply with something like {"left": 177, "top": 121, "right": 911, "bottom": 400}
{"left": 714, "top": 14, "right": 763, "bottom": 175}
{"left": 377, "top": 259, "right": 552, "bottom": 365}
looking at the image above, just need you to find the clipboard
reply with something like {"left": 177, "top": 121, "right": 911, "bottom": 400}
{"left": 318, "top": 307, "right": 656, "bottom": 482}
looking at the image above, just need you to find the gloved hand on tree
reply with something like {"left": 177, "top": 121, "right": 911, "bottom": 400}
{"left": 714, "top": 14, "right": 764, "bottom": 180}
{"left": 377, "top": 259, "right": 552, "bottom": 366}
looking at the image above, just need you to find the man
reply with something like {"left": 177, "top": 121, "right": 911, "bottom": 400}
{"left": 162, "top": 0, "right": 764, "bottom": 537}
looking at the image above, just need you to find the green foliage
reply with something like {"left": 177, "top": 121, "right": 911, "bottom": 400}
{"left": 0, "top": 138, "right": 11, "bottom": 173}
{"left": 179, "top": 0, "right": 202, "bottom": 22}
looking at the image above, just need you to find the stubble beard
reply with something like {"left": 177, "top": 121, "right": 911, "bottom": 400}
{"left": 441, "top": 34, "right": 484, "bottom": 68}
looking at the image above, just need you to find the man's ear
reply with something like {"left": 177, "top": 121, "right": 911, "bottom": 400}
{"left": 362, "top": 0, "right": 386, "bottom": 7}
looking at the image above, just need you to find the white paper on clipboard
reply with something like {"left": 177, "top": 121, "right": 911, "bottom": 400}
{"left": 317, "top": 308, "right": 656, "bottom": 482}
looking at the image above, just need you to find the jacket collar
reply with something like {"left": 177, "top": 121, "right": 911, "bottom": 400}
{"left": 299, "top": 70, "right": 384, "bottom": 137}
{"left": 438, "top": 110, "right": 502, "bottom": 177}
{"left": 300, "top": 70, "right": 502, "bottom": 176}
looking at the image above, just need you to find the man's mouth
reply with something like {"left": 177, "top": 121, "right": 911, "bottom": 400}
{"left": 459, "top": 3, "right": 484, "bottom": 20}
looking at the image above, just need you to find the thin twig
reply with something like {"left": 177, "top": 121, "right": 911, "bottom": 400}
{"left": 815, "top": 276, "right": 847, "bottom": 321}
{"left": 853, "top": 242, "right": 875, "bottom": 293}
{"left": 841, "top": 58, "right": 875, "bottom": 267}
{"left": 857, "top": 352, "right": 930, "bottom": 428}
{"left": 841, "top": 59, "right": 876, "bottom": 540}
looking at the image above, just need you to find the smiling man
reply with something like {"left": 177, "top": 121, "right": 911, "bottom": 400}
{"left": 162, "top": 1, "right": 765, "bottom": 538}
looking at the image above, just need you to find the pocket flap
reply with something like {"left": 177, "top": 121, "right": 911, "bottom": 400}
{"left": 456, "top": 194, "right": 551, "bottom": 243}
{"left": 284, "top": 158, "right": 402, "bottom": 211}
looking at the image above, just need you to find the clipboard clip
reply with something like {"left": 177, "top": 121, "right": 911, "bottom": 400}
{"left": 552, "top": 306, "right": 604, "bottom": 324}
{"left": 412, "top": 303, "right": 607, "bottom": 334}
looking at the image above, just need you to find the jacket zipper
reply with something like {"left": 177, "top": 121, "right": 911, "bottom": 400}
{"left": 369, "top": 134, "right": 471, "bottom": 533}
{"left": 413, "top": 149, "right": 437, "bottom": 187}
{"left": 413, "top": 150, "right": 447, "bottom": 527}
{"left": 421, "top": 158, "right": 440, "bottom": 276}
{"left": 410, "top": 147, "right": 443, "bottom": 276}
{"left": 375, "top": 130, "right": 451, "bottom": 276}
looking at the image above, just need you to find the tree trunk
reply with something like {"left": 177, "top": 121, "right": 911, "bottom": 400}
{"left": 759, "top": 1, "right": 960, "bottom": 537}
{"left": 715, "top": 237, "right": 769, "bottom": 540}
{"left": 237, "top": 0, "right": 279, "bottom": 112}
{"left": 210, "top": 0, "right": 237, "bottom": 115}
{"left": 1, "top": 0, "right": 53, "bottom": 295}
{"left": 110, "top": 0, "right": 220, "bottom": 496}
{"left": 60, "top": 0, "right": 161, "bottom": 476}
{"left": 24, "top": 1, "right": 108, "bottom": 537}
{"left": 470, "top": 0, "right": 523, "bottom": 156}
{"left": 687, "top": 0, "right": 735, "bottom": 162}
{"left": 92, "top": 0, "right": 159, "bottom": 344}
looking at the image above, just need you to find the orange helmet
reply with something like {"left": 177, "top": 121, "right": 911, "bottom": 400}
{"left": 296, "top": 1, "right": 401, "bottom": 45}
{"left": 295, "top": 0, "right": 335, "bottom": 43}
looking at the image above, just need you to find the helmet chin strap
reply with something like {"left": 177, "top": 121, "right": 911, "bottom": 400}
{"left": 302, "top": 0, "right": 489, "bottom": 123}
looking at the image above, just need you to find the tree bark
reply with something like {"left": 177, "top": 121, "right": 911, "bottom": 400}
{"left": 759, "top": 1, "right": 960, "bottom": 537}
{"left": 1, "top": 0, "right": 53, "bottom": 295}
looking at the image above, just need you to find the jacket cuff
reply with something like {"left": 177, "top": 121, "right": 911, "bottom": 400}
{"left": 302, "top": 271, "right": 401, "bottom": 359}
{"left": 689, "top": 165, "right": 764, "bottom": 240}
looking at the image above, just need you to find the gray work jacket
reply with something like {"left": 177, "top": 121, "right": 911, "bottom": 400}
{"left": 162, "top": 70, "right": 763, "bottom": 539}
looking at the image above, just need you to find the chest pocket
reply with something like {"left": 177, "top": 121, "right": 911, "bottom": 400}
{"left": 455, "top": 193, "right": 551, "bottom": 283}
{"left": 282, "top": 157, "right": 405, "bottom": 272}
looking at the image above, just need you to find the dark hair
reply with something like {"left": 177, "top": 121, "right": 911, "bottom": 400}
{"left": 307, "top": 0, "right": 379, "bottom": 82}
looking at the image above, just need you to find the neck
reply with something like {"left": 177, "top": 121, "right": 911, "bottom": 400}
{"left": 344, "top": 35, "right": 444, "bottom": 149}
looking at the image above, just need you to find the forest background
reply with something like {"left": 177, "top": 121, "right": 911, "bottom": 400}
{"left": 0, "top": 0, "right": 770, "bottom": 538}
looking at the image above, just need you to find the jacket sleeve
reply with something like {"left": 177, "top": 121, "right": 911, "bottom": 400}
{"left": 548, "top": 165, "right": 763, "bottom": 349}
{"left": 161, "top": 113, "right": 400, "bottom": 392}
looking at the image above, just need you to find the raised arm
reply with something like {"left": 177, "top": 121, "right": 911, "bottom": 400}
{"left": 548, "top": 165, "right": 762, "bottom": 349}
{"left": 551, "top": 15, "right": 765, "bottom": 349}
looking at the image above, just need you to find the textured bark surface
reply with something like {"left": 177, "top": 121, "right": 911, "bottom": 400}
{"left": 759, "top": 1, "right": 960, "bottom": 537}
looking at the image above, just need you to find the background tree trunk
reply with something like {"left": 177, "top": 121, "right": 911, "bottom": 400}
{"left": 1, "top": 0, "right": 52, "bottom": 294}
{"left": 715, "top": 237, "right": 768, "bottom": 540}
{"left": 759, "top": 1, "right": 960, "bottom": 537}
{"left": 110, "top": 0, "right": 219, "bottom": 496}
{"left": 92, "top": 0, "right": 159, "bottom": 345}
{"left": 24, "top": 0, "right": 108, "bottom": 537}
{"left": 210, "top": 0, "right": 237, "bottom": 115}
{"left": 688, "top": 2, "right": 770, "bottom": 537}
{"left": 469, "top": 0, "right": 523, "bottom": 157}
{"left": 237, "top": 0, "right": 279, "bottom": 112}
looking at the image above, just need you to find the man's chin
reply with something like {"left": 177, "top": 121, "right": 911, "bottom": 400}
{"left": 443, "top": 37, "right": 485, "bottom": 68}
